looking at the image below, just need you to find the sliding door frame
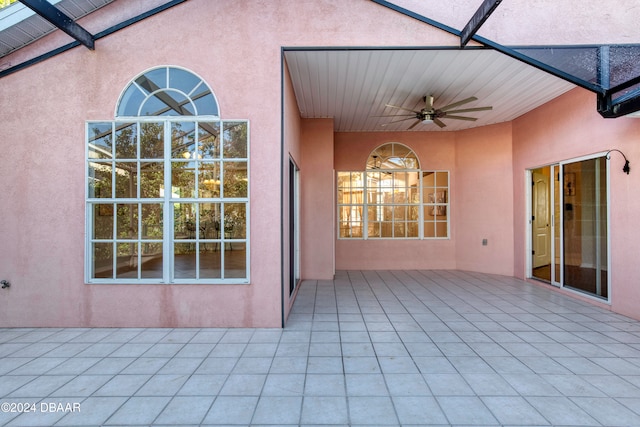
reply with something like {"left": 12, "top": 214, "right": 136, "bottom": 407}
{"left": 526, "top": 152, "right": 611, "bottom": 303}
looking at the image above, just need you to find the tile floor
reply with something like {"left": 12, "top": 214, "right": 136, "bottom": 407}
{"left": 1, "top": 270, "right": 640, "bottom": 426}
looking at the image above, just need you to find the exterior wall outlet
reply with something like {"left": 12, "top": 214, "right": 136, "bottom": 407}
{"left": 482, "top": 239, "right": 488, "bottom": 246}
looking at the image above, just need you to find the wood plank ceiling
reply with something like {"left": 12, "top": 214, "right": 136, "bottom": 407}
{"left": 284, "top": 48, "right": 576, "bottom": 131}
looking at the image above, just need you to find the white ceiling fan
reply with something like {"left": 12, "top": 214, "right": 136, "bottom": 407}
{"left": 381, "top": 95, "right": 492, "bottom": 129}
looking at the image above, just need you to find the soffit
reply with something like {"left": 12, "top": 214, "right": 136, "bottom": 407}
{"left": 284, "top": 48, "right": 576, "bottom": 132}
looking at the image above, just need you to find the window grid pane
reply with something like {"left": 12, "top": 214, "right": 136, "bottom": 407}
{"left": 337, "top": 164, "right": 448, "bottom": 239}
{"left": 118, "top": 68, "right": 219, "bottom": 118}
{"left": 87, "top": 117, "right": 248, "bottom": 283}
{"left": 168, "top": 120, "right": 248, "bottom": 281}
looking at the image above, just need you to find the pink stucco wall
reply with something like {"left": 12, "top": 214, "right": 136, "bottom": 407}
{"left": 333, "top": 126, "right": 515, "bottom": 276}
{"left": 1, "top": 0, "right": 639, "bottom": 326}
{"left": 455, "top": 122, "right": 514, "bottom": 276}
{"left": 282, "top": 63, "right": 303, "bottom": 322}
{"left": 300, "top": 119, "right": 335, "bottom": 280}
{"left": 512, "top": 88, "right": 640, "bottom": 320}
{"left": 0, "top": 0, "right": 457, "bottom": 327}
{"left": 388, "top": 0, "right": 640, "bottom": 44}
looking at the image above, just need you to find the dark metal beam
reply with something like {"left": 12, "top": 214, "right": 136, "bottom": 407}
{"left": 371, "top": 0, "right": 605, "bottom": 95}
{"left": 597, "top": 45, "right": 610, "bottom": 89}
{"left": 20, "top": 0, "right": 95, "bottom": 50}
{"left": 598, "top": 90, "right": 640, "bottom": 118}
{"left": 609, "top": 73, "right": 640, "bottom": 96}
{"left": 1, "top": 0, "right": 188, "bottom": 79}
{"left": 370, "top": 0, "right": 460, "bottom": 37}
{"left": 460, "top": 0, "right": 502, "bottom": 47}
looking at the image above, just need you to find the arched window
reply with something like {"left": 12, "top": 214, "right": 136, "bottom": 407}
{"left": 337, "top": 143, "right": 448, "bottom": 239}
{"left": 366, "top": 142, "right": 419, "bottom": 170}
{"left": 117, "top": 66, "right": 219, "bottom": 117}
{"left": 86, "top": 67, "right": 248, "bottom": 284}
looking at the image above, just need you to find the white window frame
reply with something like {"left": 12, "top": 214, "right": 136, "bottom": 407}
{"left": 85, "top": 66, "right": 249, "bottom": 285}
{"left": 337, "top": 168, "right": 450, "bottom": 240}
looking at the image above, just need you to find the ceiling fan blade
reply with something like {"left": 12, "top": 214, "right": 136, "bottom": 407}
{"left": 433, "top": 118, "right": 447, "bottom": 128}
{"left": 444, "top": 106, "right": 492, "bottom": 114}
{"left": 407, "top": 120, "right": 421, "bottom": 130}
{"left": 385, "top": 104, "right": 420, "bottom": 114}
{"left": 381, "top": 117, "right": 418, "bottom": 126}
{"left": 439, "top": 96, "right": 478, "bottom": 112}
{"left": 444, "top": 115, "right": 478, "bottom": 121}
{"left": 371, "top": 114, "right": 416, "bottom": 118}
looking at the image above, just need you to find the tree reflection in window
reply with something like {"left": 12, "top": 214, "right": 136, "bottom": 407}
{"left": 338, "top": 143, "right": 448, "bottom": 239}
{"left": 87, "top": 67, "right": 248, "bottom": 283}
{"left": 117, "top": 67, "right": 219, "bottom": 117}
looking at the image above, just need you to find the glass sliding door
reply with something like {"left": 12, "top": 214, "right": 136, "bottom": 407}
{"left": 529, "top": 155, "right": 608, "bottom": 300}
{"left": 562, "top": 157, "right": 608, "bottom": 299}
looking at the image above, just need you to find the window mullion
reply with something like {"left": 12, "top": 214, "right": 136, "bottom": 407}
{"left": 194, "top": 129, "right": 200, "bottom": 280}
{"left": 109, "top": 123, "right": 117, "bottom": 276}
{"left": 135, "top": 124, "right": 141, "bottom": 279}
{"left": 363, "top": 174, "right": 368, "bottom": 239}
{"left": 163, "top": 121, "right": 172, "bottom": 283}
{"left": 419, "top": 171, "right": 424, "bottom": 239}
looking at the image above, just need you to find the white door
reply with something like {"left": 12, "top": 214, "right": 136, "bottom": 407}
{"left": 532, "top": 171, "right": 551, "bottom": 269}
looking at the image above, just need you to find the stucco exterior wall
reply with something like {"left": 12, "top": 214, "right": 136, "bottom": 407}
{"left": 512, "top": 88, "right": 640, "bottom": 320}
{"left": 282, "top": 61, "right": 303, "bottom": 322}
{"left": 455, "top": 122, "right": 514, "bottom": 276}
{"left": 1, "top": 0, "right": 639, "bottom": 326}
{"left": 0, "top": 0, "right": 455, "bottom": 327}
{"left": 333, "top": 126, "right": 515, "bottom": 276}
{"left": 300, "top": 119, "right": 335, "bottom": 280}
{"left": 388, "top": 0, "right": 640, "bottom": 44}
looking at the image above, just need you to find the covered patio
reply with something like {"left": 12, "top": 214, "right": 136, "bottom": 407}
{"left": 1, "top": 270, "right": 640, "bottom": 426}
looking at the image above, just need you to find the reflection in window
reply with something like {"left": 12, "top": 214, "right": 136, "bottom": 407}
{"left": 117, "top": 67, "right": 219, "bottom": 117}
{"left": 87, "top": 67, "right": 248, "bottom": 284}
{"left": 423, "top": 171, "right": 449, "bottom": 238}
{"left": 338, "top": 143, "right": 448, "bottom": 239}
{"left": 562, "top": 157, "right": 608, "bottom": 299}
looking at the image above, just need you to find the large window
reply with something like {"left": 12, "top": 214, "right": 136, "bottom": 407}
{"left": 86, "top": 67, "right": 249, "bottom": 284}
{"left": 338, "top": 143, "right": 449, "bottom": 239}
